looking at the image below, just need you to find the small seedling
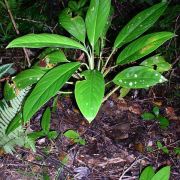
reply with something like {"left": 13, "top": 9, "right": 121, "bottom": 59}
{"left": 63, "top": 129, "right": 86, "bottom": 145}
{"left": 28, "top": 107, "right": 58, "bottom": 141}
{"left": 141, "top": 106, "right": 170, "bottom": 129}
{"left": 139, "top": 165, "right": 171, "bottom": 180}
{"left": 174, "top": 147, "right": 180, "bottom": 155}
{"left": 156, "top": 141, "right": 169, "bottom": 154}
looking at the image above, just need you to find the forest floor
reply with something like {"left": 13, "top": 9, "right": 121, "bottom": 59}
{"left": 0, "top": 49, "right": 180, "bottom": 179}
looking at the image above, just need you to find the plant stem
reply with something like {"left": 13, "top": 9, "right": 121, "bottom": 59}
{"left": 103, "top": 65, "right": 118, "bottom": 77}
{"left": 89, "top": 46, "right": 94, "bottom": 70}
{"left": 101, "top": 48, "right": 116, "bottom": 73}
{"left": 58, "top": 91, "right": 73, "bottom": 95}
{"left": 4, "top": 0, "right": 31, "bottom": 67}
{"left": 103, "top": 86, "right": 120, "bottom": 102}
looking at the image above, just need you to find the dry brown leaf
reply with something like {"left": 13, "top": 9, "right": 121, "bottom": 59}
{"left": 134, "top": 143, "right": 144, "bottom": 153}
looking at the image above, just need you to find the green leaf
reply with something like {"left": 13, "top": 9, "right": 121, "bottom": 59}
{"left": 114, "top": 2, "right": 167, "bottom": 49}
{"left": 113, "top": 66, "right": 167, "bottom": 89}
{"left": 7, "top": 34, "right": 86, "bottom": 51}
{"left": 78, "top": 0, "right": 88, "bottom": 8}
{"left": 140, "top": 166, "right": 155, "bottom": 180}
{"left": 47, "top": 131, "right": 58, "bottom": 139}
{"left": 41, "top": 107, "right": 51, "bottom": 134}
{"left": 44, "top": 50, "right": 69, "bottom": 64}
{"left": 157, "top": 141, "right": 163, "bottom": 149}
{"left": 151, "top": 166, "right": 171, "bottom": 180}
{"left": 158, "top": 116, "right": 169, "bottom": 129}
{"left": 116, "top": 32, "right": 174, "bottom": 65}
{"left": 4, "top": 82, "right": 16, "bottom": 100}
{"left": 64, "top": 130, "right": 80, "bottom": 139}
{"left": 162, "top": 147, "right": 169, "bottom": 154}
{"left": 141, "top": 112, "right": 155, "bottom": 120}
{"left": 0, "top": 64, "right": 13, "bottom": 78}
{"left": 78, "top": 138, "right": 86, "bottom": 145}
{"left": 85, "top": 0, "right": 111, "bottom": 47}
{"left": 140, "top": 55, "right": 171, "bottom": 73}
{"left": 75, "top": 70, "right": 105, "bottom": 122}
{"left": 6, "top": 113, "right": 22, "bottom": 135}
{"left": 153, "top": 106, "right": 159, "bottom": 117}
{"left": 28, "top": 131, "right": 45, "bottom": 141}
{"left": 120, "top": 87, "right": 130, "bottom": 98}
{"left": 68, "top": 1, "right": 78, "bottom": 11}
{"left": 23, "top": 62, "right": 80, "bottom": 122}
{"left": 13, "top": 69, "right": 45, "bottom": 89}
{"left": 174, "top": 147, "right": 180, "bottom": 155}
{"left": 59, "top": 8, "right": 86, "bottom": 43}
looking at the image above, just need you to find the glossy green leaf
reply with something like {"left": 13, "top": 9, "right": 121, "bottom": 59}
{"left": 140, "top": 55, "right": 171, "bottom": 72}
{"left": 4, "top": 82, "right": 16, "bottom": 100}
{"left": 6, "top": 113, "right": 22, "bottom": 135}
{"left": 174, "top": 147, "right": 180, "bottom": 155}
{"left": 23, "top": 62, "right": 80, "bottom": 122}
{"left": 0, "top": 63, "right": 13, "bottom": 78}
{"left": 151, "top": 166, "right": 171, "bottom": 180}
{"left": 158, "top": 116, "right": 169, "bottom": 129}
{"left": 141, "top": 112, "right": 155, "bottom": 120}
{"left": 28, "top": 131, "right": 45, "bottom": 141}
{"left": 157, "top": 141, "right": 163, "bottom": 149}
{"left": 59, "top": 8, "right": 86, "bottom": 43}
{"left": 47, "top": 131, "right": 58, "bottom": 139}
{"left": 75, "top": 70, "right": 105, "bottom": 122}
{"left": 78, "top": 0, "right": 88, "bottom": 8}
{"left": 44, "top": 50, "right": 69, "bottom": 64}
{"left": 64, "top": 129, "right": 80, "bottom": 139}
{"left": 153, "top": 106, "right": 159, "bottom": 116}
{"left": 120, "top": 87, "right": 130, "bottom": 98}
{"left": 117, "top": 32, "right": 174, "bottom": 65}
{"left": 68, "top": 1, "right": 78, "bottom": 11}
{"left": 85, "top": 0, "right": 111, "bottom": 47}
{"left": 13, "top": 69, "right": 45, "bottom": 89}
{"left": 7, "top": 34, "right": 86, "bottom": 51}
{"left": 162, "top": 147, "right": 169, "bottom": 154}
{"left": 114, "top": 2, "right": 167, "bottom": 49}
{"left": 41, "top": 107, "right": 51, "bottom": 134}
{"left": 140, "top": 166, "right": 155, "bottom": 180}
{"left": 113, "top": 66, "right": 167, "bottom": 89}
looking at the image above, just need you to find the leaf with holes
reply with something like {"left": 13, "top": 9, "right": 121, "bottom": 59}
{"left": 140, "top": 166, "right": 155, "bottom": 180}
{"left": 116, "top": 32, "right": 174, "bottom": 65}
{"left": 13, "top": 69, "right": 45, "bottom": 89}
{"left": 7, "top": 34, "right": 86, "bottom": 52}
{"left": 114, "top": 2, "right": 167, "bottom": 49}
{"left": 85, "top": 0, "right": 111, "bottom": 47}
{"left": 140, "top": 55, "right": 171, "bottom": 72}
{"left": 59, "top": 8, "right": 86, "bottom": 43}
{"left": 23, "top": 62, "right": 80, "bottom": 122}
{"left": 113, "top": 66, "right": 167, "bottom": 89}
{"left": 75, "top": 70, "right": 105, "bottom": 122}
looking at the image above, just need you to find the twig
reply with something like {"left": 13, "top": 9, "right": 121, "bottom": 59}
{"left": 119, "top": 157, "right": 144, "bottom": 180}
{"left": 4, "top": 0, "right": 31, "bottom": 67}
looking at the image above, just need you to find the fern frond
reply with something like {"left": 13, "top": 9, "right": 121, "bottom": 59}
{"left": 0, "top": 86, "right": 31, "bottom": 154}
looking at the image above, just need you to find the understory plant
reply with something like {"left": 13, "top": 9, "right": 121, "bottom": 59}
{"left": 141, "top": 106, "right": 170, "bottom": 129}
{"left": 139, "top": 166, "right": 170, "bottom": 180}
{"left": 6, "top": 0, "right": 174, "bottom": 126}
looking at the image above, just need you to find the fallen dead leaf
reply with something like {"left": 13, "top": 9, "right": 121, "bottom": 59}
{"left": 153, "top": 101, "right": 162, "bottom": 106}
{"left": 134, "top": 143, "right": 144, "bottom": 153}
{"left": 26, "top": 153, "right": 35, "bottom": 162}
